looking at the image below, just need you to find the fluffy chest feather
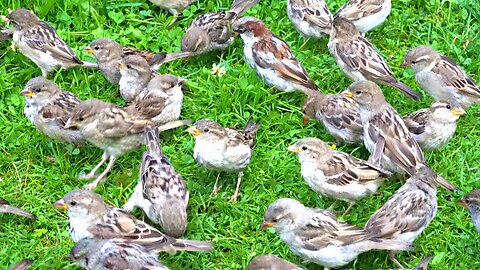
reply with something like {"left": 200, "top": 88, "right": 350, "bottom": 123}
{"left": 193, "top": 139, "right": 252, "bottom": 172}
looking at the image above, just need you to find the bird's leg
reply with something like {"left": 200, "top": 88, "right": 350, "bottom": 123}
{"left": 389, "top": 251, "right": 404, "bottom": 269}
{"left": 211, "top": 173, "right": 222, "bottom": 196}
{"left": 83, "top": 156, "right": 117, "bottom": 190}
{"left": 79, "top": 152, "right": 108, "bottom": 179}
{"left": 342, "top": 201, "right": 356, "bottom": 216}
{"left": 229, "top": 171, "right": 243, "bottom": 202}
{"left": 327, "top": 200, "right": 338, "bottom": 211}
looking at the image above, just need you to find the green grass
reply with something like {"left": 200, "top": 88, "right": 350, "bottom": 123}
{"left": 1, "top": 0, "right": 480, "bottom": 269}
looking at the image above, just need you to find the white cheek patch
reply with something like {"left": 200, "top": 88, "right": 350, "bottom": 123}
{"left": 415, "top": 55, "right": 431, "bottom": 62}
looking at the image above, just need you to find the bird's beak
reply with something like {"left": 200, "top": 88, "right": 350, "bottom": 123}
{"left": 3, "top": 16, "right": 11, "bottom": 25}
{"left": 20, "top": 88, "right": 35, "bottom": 97}
{"left": 178, "top": 78, "right": 187, "bottom": 85}
{"left": 400, "top": 60, "right": 408, "bottom": 68}
{"left": 118, "top": 62, "right": 126, "bottom": 69}
{"left": 83, "top": 46, "right": 94, "bottom": 54}
{"left": 260, "top": 221, "right": 274, "bottom": 230}
{"left": 302, "top": 114, "right": 310, "bottom": 125}
{"left": 287, "top": 145, "right": 300, "bottom": 154}
{"left": 186, "top": 126, "right": 201, "bottom": 136}
{"left": 451, "top": 108, "right": 466, "bottom": 116}
{"left": 343, "top": 91, "right": 353, "bottom": 99}
{"left": 53, "top": 199, "right": 68, "bottom": 211}
{"left": 458, "top": 199, "right": 468, "bottom": 207}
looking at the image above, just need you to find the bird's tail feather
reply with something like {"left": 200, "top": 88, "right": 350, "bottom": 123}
{"left": 145, "top": 126, "right": 162, "bottom": 155}
{"left": 155, "top": 120, "right": 193, "bottom": 132}
{"left": 435, "top": 175, "right": 460, "bottom": 192}
{"left": 388, "top": 81, "right": 421, "bottom": 100}
{"left": 80, "top": 61, "right": 98, "bottom": 69}
{"left": 363, "top": 239, "right": 414, "bottom": 253}
{"left": 150, "top": 51, "right": 193, "bottom": 70}
{"left": 8, "top": 259, "right": 34, "bottom": 270}
{"left": 0, "top": 199, "right": 36, "bottom": 220}
{"left": 230, "top": 0, "right": 260, "bottom": 15}
{"left": 172, "top": 239, "right": 214, "bottom": 252}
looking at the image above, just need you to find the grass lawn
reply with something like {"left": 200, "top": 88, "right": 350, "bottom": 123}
{"left": 1, "top": 0, "right": 479, "bottom": 269}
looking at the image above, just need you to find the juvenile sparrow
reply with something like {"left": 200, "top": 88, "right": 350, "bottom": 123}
{"left": 123, "top": 127, "right": 189, "bottom": 238}
{"left": 21, "top": 76, "right": 84, "bottom": 144}
{"left": 181, "top": 0, "right": 260, "bottom": 56}
{"left": 246, "top": 254, "right": 305, "bottom": 270}
{"left": 459, "top": 189, "right": 480, "bottom": 232}
{"left": 364, "top": 167, "right": 438, "bottom": 268}
{"left": 5, "top": 9, "right": 97, "bottom": 76}
{"left": 84, "top": 38, "right": 190, "bottom": 84}
{"left": 187, "top": 118, "right": 260, "bottom": 201}
{"left": 64, "top": 99, "right": 190, "bottom": 190}
{"left": 53, "top": 189, "right": 214, "bottom": 253}
{"left": 286, "top": 0, "right": 333, "bottom": 39}
{"left": 69, "top": 238, "right": 170, "bottom": 270}
{"left": 8, "top": 259, "right": 34, "bottom": 270}
{"left": 343, "top": 80, "right": 457, "bottom": 191}
{"left": 302, "top": 88, "right": 363, "bottom": 144}
{"left": 260, "top": 198, "right": 413, "bottom": 270}
{"left": 335, "top": 0, "right": 392, "bottom": 34}
{"left": 288, "top": 138, "right": 390, "bottom": 214}
{"left": 403, "top": 102, "right": 465, "bottom": 151}
{"left": 234, "top": 17, "right": 318, "bottom": 94}
{"left": 148, "top": 0, "right": 197, "bottom": 19}
{"left": 0, "top": 197, "right": 36, "bottom": 220}
{"left": 402, "top": 45, "right": 480, "bottom": 109}
{"left": 412, "top": 255, "right": 433, "bottom": 270}
{"left": 329, "top": 17, "right": 420, "bottom": 99}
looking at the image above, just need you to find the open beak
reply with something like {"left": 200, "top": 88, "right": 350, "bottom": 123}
{"left": 53, "top": 199, "right": 68, "bottom": 211}
{"left": 400, "top": 61, "right": 408, "bottom": 68}
{"left": 343, "top": 91, "right": 353, "bottom": 99}
{"left": 451, "top": 108, "right": 466, "bottom": 116}
{"left": 302, "top": 114, "right": 310, "bottom": 125}
{"left": 20, "top": 88, "right": 34, "bottom": 97}
{"left": 118, "top": 62, "right": 126, "bottom": 69}
{"left": 83, "top": 46, "right": 94, "bottom": 54}
{"left": 186, "top": 126, "right": 201, "bottom": 136}
{"left": 259, "top": 221, "right": 274, "bottom": 230}
{"left": 287, "top": 145, "right": 300, "bottom": 154}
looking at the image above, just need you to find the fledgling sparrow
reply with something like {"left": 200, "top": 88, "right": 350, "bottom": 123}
{"left": 459, "top": 189, "right": 480, "bottom": 232}
{"left": 148, "top": 0, "right": 197, "bottom": 20}
{"left": 0, "top": 197, "right": 36, "bottom": 220}
{"left": 412, "top": 255, "right": 433, "bottom": 270}
{"left": 5, "top": 9, "right": 97, "bottom": 76}
{"left": 260, "top": 198, "right": 412, "bottom": 270}
{"left": 246, "top": 254, "right": 305, "bottom": 270}
{"left": 302, "top": 87, "right": 363, "bottom": 144}
{"left": 403, "top": 102, "right": 465, "bottom": 151}
{"left": 335, "top": 0, "right": 391, "bottom": 34}
{"left": 8, "top": 259, "right": 34, "bottom": 270}
{"left": 124, "top": 127, "right": 189, "bottom": 238}
{"left": 181, "top": 0, "right": 260, "bottom": 56}
{"left": 343, "top": 80, "right": 458, "bottom": 191}
{"left": 69, "top": 238, "right": 170, "bottom": 270}
{"left": 20, "top": 76, "right": 84, "bottom": 144}
{"left": 187, "top": 118, "right": 260, "bottom": 201}
{"left": 84, "top": 38, "right": 190, "bottom": 84}
{"left": 286, "top": 0, "right": 333, "bottom": 39}
{"left": 288, "top": 138, "right": 390, "bottom": 215}
{"left": 364, "top": 167, "right": 438, "bottom": 268}
{"left": 234, "top": 17, "right": 318, "bottom": 94}
{"left": 402, "top": 45, "right": 480, "bottom": 109}
{"left": 329, "top": 17, "right": 420, "bottom": 99}
{"left": 53, "top": 189, "right": 214, "bottom": 253}
{"left": 64, "top": 99, "right": 190, "bottom": 190}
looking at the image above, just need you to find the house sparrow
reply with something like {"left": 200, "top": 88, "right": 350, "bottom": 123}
{"left": 186, "top": 118, "right": 260, "bottom": 201}
{"left": 5, "top": 9, "right": 97, "bottom": 76}
{"left": 288, "top": 138, "right": 390, "bottom": 215}
{"left": 364, "top": 167, "right": 438, "bottom": 268}
{"left": 53, "top": 189, "right": 214, "bottom": 253}
{"left": 459, "top": 189, "right": 480, "bottom": 232}
{"left": 335, "top": 0, "right": 392, "bottom": 34}
{"left": 0, "top": 197, "right": 36, "bottom": 220}
{"left": 402, "top": 45, "right": 480, "bottom": 109}
{"left": 260, "top": 198, "right": 412, "bottom": 270}
{"left": 246, "top": 254, "right": 305, "bottom": 270}
{"left": 20, "top": 76, "right": 84, "bottom": 144}
{"left": 148, "top": 0, "right": 197, "bottom": 19}
{"left": 8, "top": 259, "right": 34, "bottom": 270}
{"left": 84, "top": 38, "right": 190, "bottom": 84}
{"left": 123, "top": 127, "right": 189, "bottom": 238}
{"left": 302, "top": 88, "right": 363, "bottom": 144}
{"left": 403, "top": 102, "right": 465, "bottom": 151}
{"left": 412, "top": 255, "right": 433, "bottom": 270}
{"left": 343, "top": 80, "right": 458, "bottom": 191}
{"left": 233, "top": 17, "right": 318, "bottom": 94}
{"left": 286, "top": 0, "right": 333, "bottom": 39}
{"left": 69, "top": 238, "right": 170, "bottom": 270}
{"left": 64, "top": 99, "right": 191, "bottom": 190}
{"left": 329, "top": 17, "right": 420, "bottom": 100}
{"left": 181, "top": 0, "right": 260, "bottom": 56}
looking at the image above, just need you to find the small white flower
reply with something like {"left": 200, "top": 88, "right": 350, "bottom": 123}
{"left": 211, "top": 63, "right": 226, "bottom": 77}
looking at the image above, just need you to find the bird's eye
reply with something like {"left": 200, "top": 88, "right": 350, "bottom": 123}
{"left": 446, "top": 105, "right": 452, "bottom": 109}
{"left": 236, "top": 27, "right": 246, "bottom": 34}
{"left": 356, "top": 90, "right": 361, "bottom": 95}
{"left": 94, "top": 46, "right": 100, "bottom": 50}
{"left": 203, "top": 128, "right": 210, "bottom": 132}
{"left": 465, "top": 198, "right": 471, "bottom": 204}
{"left": 411, "top": 60, "right": 418, "bottom": 64}
{"left": 78, "top": 117, "right": 84, "bottom": 122}
{"left": 70, "top": 201, "right": 77, "bottom": 206}
{"left": 34, "top": 88, "right": 41, "bottom": 93}
{"left": 271, "top": 218, "right": 278, "bottom": 223}
{"left": 302, "top": 146, "right": 308, "bottom": 151}
{"left": 126, "top": 64, "right": 132, "bottom": 69}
